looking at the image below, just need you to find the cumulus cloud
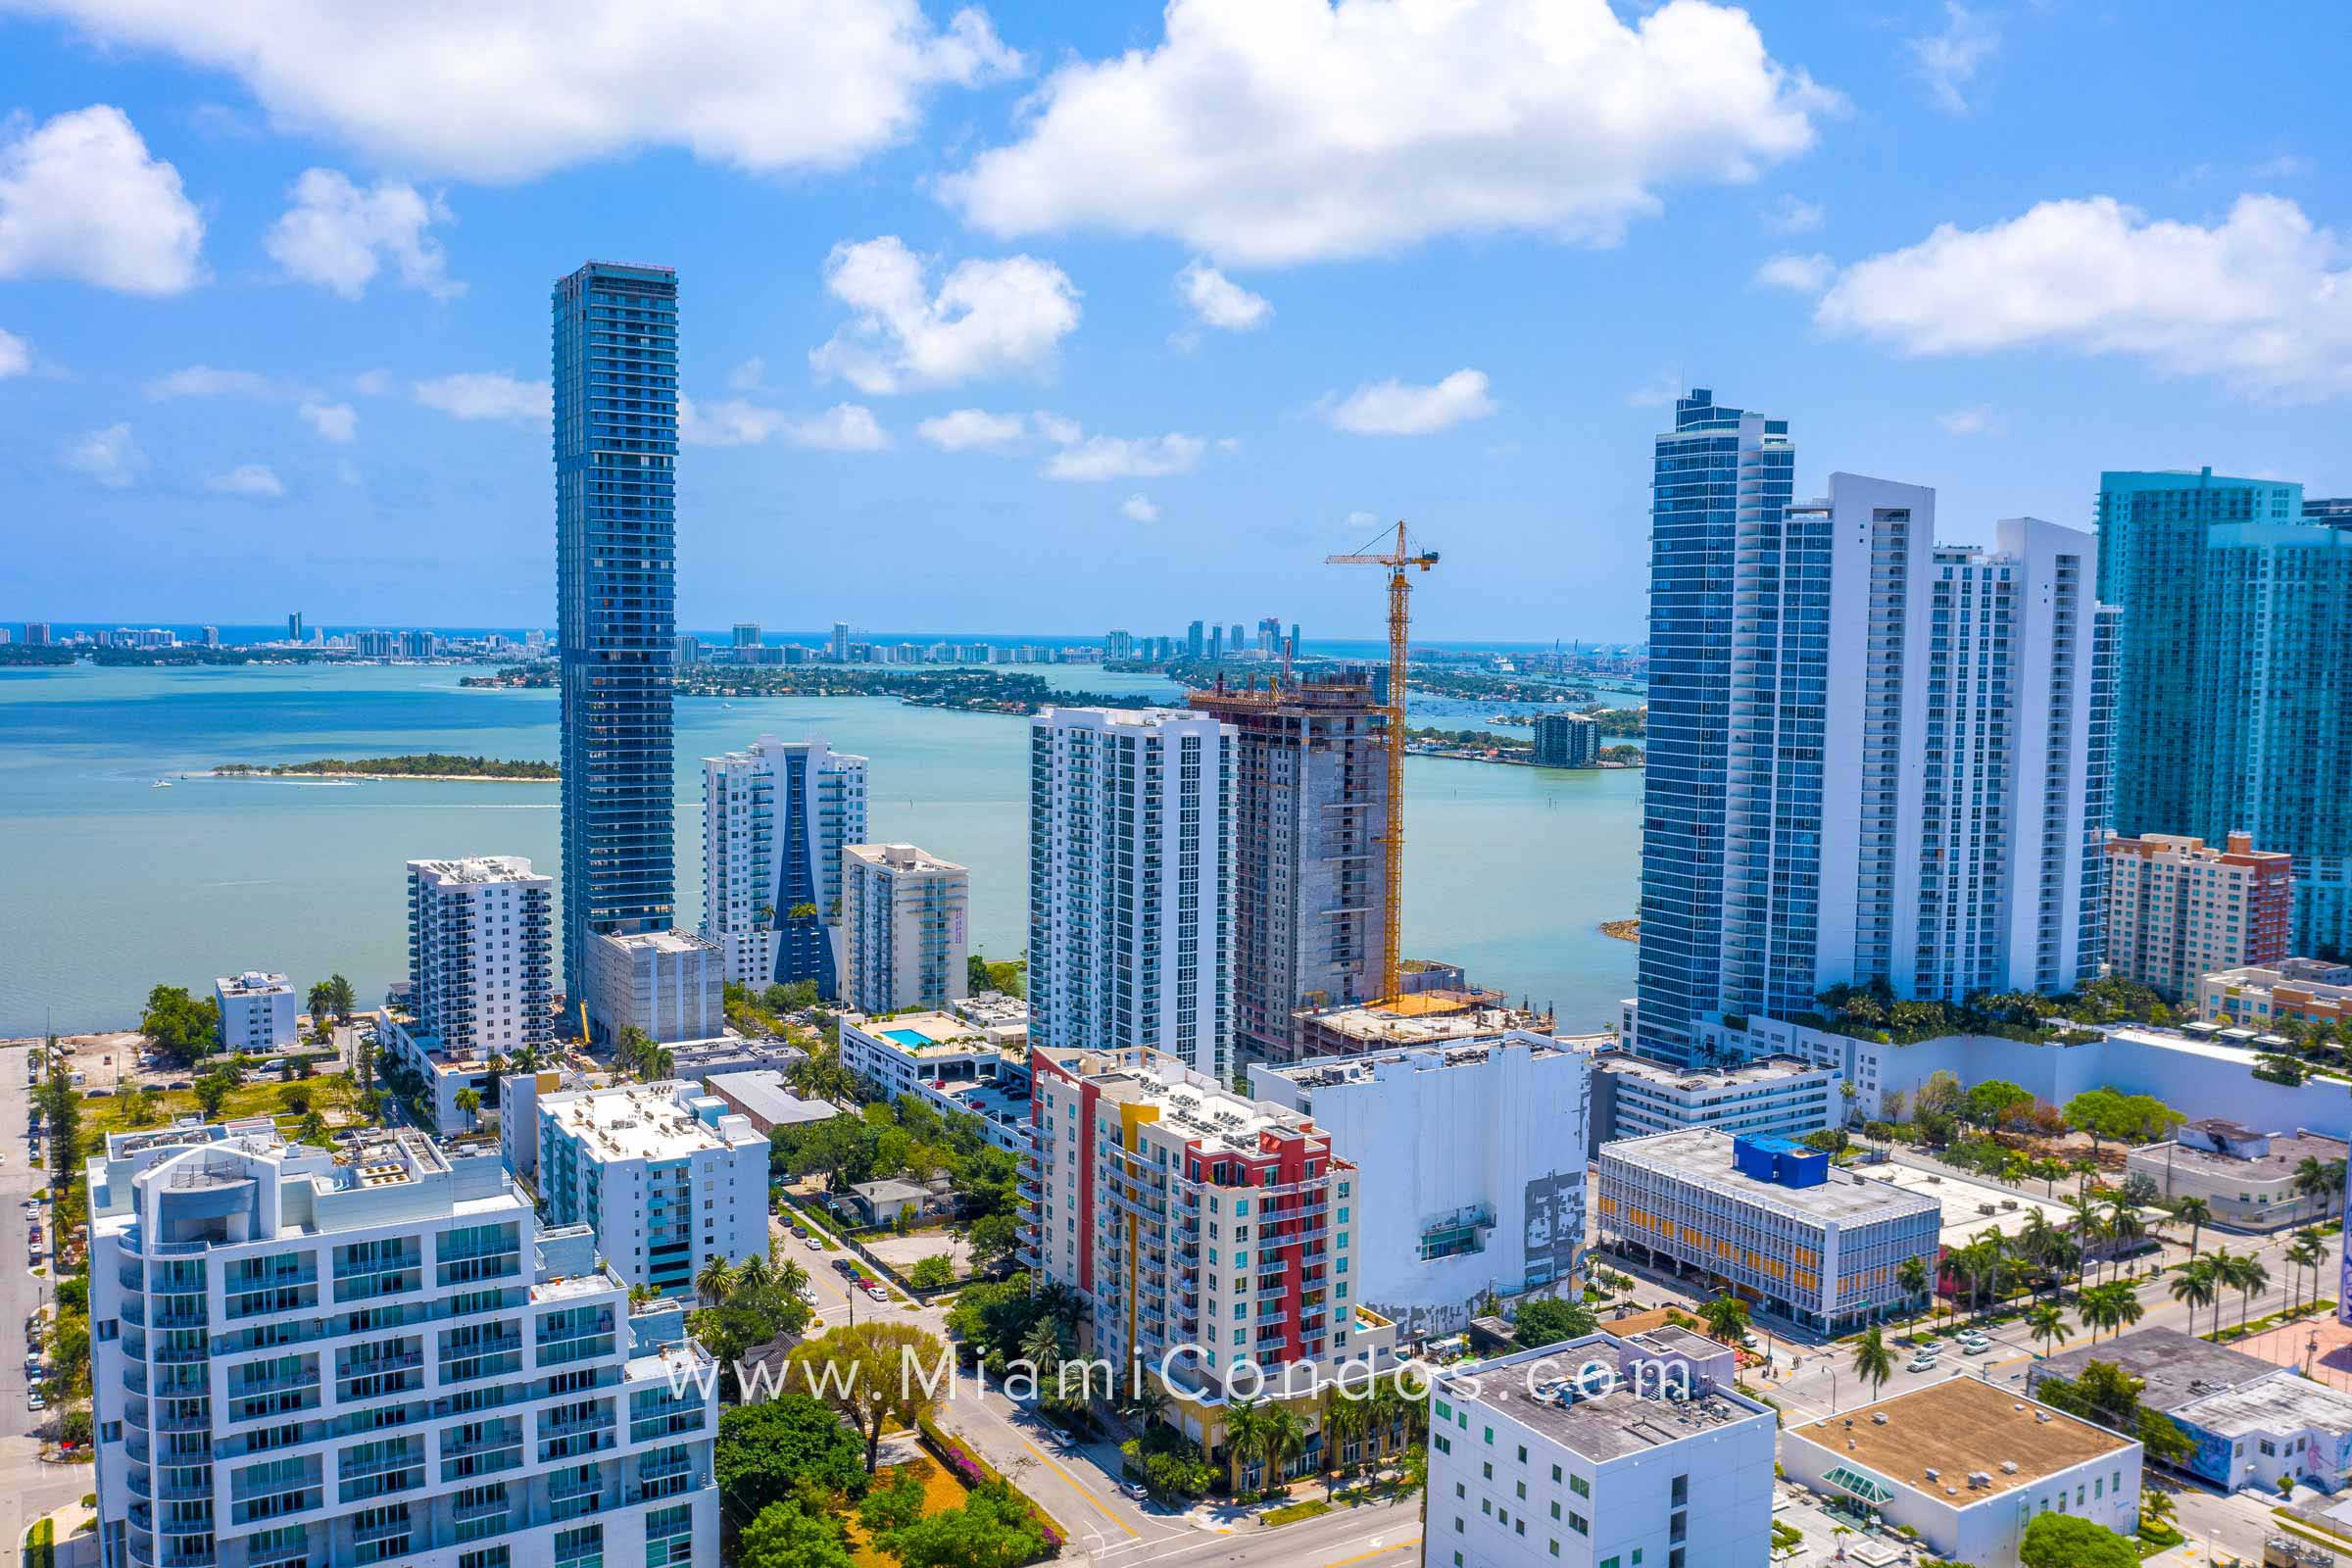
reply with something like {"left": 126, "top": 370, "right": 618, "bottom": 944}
{"left": 810, "top": 236, "right": 1080, "bottom": 394}
{"left": 0, "top": 105, "right": 204, "bottom": 294}
{"left": 265, "top": 169, "right": 460, "bottom": 299}
{"left": 15, "top": 1, "right": 1019, "bottom": 182}
{"left": 300, "top": 401, "right": 359, "bottom": 442}
{"left": 61, "top": 422, "right": 142, "bottom": 487}
{"left": 205, "top": 464, "right": 286, "bottom": 498}
{"left": 1043, "top": 432, "right": 1205, "bottom": 482}
{"left": 1177, "top": 261, "right": 1271, "bottom": 330}
{"left": 1936, "top": 406, "right": 2004, "bottom": 437}
{"left": 726, "top": 358, "right": 766, "bottom": 392}
{"left": 413, "top": 372, "right": 550, "bottom": 422}
{"left": 1764, "top": 194, "right": 1824, "bottom": 234}
{"left": 1909, "top": 2, "right": 1998, "bottom": 115}
{"left": 1121, "top": 493, "right": 1160, "bottom": 522}
{"left": 940, "top": 0, "right": 1834, "bottom": 267}
{"left": 678, "top": 395, "right": 886, "bottom": 451}
{"left": 1325, "top": 369, "right": 1497, "bottom": 436}
{"left": 353, "top": 368, "right": 393, "bottom": 396}
{"left": 1754, "top": 251, "right": 1834, "bottom": 291}
{"left": 0, "top": 327, "right": 26, "bottom": 378}
{"left": 915, "top": 408, "right": 1030, "bottom": 451}
{"left": 146, "top": 365, "right": 274, "bottom": 400}
{"left": 1814, "top": 194, "right": 2352, "bottom": 400}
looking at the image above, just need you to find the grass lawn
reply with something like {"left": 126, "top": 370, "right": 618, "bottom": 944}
{"left": 79, "top": 1079, "right": 354, "bottom": 1136}
{"left": 845, "top": 1455, "right": 970, "bottom": 1567}
{"left": 1262, "top": 1497, "right": 1333, "bottom": 1528}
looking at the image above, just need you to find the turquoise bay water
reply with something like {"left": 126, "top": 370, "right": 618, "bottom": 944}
{"left": 0, "top": 663, "right": 1639, "bottom": 1037}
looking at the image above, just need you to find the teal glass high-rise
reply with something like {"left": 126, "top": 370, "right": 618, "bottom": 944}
{"left": 2099, "top": 468, "right": 2352, "bottom": 956}
{"left": 554, "top": 261, "right": 679, "bottom": 997}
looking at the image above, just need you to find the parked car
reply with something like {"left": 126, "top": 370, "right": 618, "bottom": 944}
{"left": 830, "top": 1258, "right": 856, "bottom": 1275}
{"left": 26, "top": 1391, "right": 43, "bottom": 1411}
{"left": 1906, "top": 1356, "right": 1938, "bottom": 1373}
{"left": 864, "top": 1285, "right": 888, "bottom": 1303}
{"left": 805, "top": 1236, "right": 823, "bottom": 1250}
{"left": 1121, "top": 1482, "right": 1150, "bottom": 1502}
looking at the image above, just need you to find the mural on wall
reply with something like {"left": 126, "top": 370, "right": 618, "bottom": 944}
{"left": 1524, "top": 1169, "right": 1585, "bottom": 1287}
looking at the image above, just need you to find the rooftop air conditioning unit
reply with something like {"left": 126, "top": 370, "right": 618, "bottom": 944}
{"left": 1872, "top": 1413, "right": 1888, "bottom": 1425}
{"left": 2000, "top": 1461, "right": 2018, "bottom": 1474}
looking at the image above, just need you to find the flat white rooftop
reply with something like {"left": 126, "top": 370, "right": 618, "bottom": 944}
{"left": 2175, "top": 1375, "right": 2352, "bottom": 1439}
{"left": 1598, "top": 1130, "right": 1940, "bottom": 1227}
{"left": 542, "top": 1081, "right": 758, "bottom": 1160}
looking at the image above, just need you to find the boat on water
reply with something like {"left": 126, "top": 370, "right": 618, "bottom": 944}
{"left": 151, "top": 778, "right": 172, "bottom": 788}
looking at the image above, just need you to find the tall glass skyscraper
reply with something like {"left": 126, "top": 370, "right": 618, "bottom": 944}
{"left": 554, "top": 261, "right": 679, "bottom": 997}
{"left": 1638, "top": 390, "right": 1794, "bottom": 1064}
{"left": 2100, "top": 468, "right": 2352, "bottom": 956}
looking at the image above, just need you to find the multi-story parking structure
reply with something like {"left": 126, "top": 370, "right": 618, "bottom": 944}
{"left": 87, "top": 1121, "right": 719, "bottom": 1568}
{"left": 1592, "top": 1130, "right": 1939, "bottom": 1336}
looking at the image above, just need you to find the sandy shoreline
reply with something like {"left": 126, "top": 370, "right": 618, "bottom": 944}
{"left": 188, "top": 770, "right": 556, "bottom": 784}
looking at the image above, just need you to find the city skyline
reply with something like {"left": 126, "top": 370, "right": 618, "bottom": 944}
{"left": 5, "top": 2, "right": 2350, "bottom": 640}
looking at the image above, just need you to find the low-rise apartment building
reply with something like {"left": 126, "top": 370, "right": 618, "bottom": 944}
{"left": 2199, "top": 958, "right": 2352, "bottom": 1030}
{"left": 1592, "top": 1131, "right": 1940, "bottom": 1336}
{"left": 2105, "top": 831, "right": 2293, "bottom": 1001}
{"left": 2125, "top": 1119, "right": 2348, "bottom": 1232}
{"left": 1426, "top": 1330, "right": 1776, "bottom": 1568}
{"left": 535, "top": 1080, "right": 769, "bottom": 1298}
{"left": 1584, "top": 1051, "right": 1840, "bottom": 1152}
{"left": 87, "top": 1121, "right": 719, "bottom": 1568}
{"left": 840, "top": 1009, "right": 1033, "bottom": 1147}
{"left": 1023, "top": 1046, "right": 1401, "bottom": 1465}
{"left": 1249, "top": 1033, "right": 1590, "bottom": 1338}
{"left": 216, "top": 971, "right": 300, "bottom": 1053}
{"left": 1782, "top": 1378, "right": 2140, "bottom": 1568}
{"left": 840, "top": 843, "right": 969, "bottom": 1014}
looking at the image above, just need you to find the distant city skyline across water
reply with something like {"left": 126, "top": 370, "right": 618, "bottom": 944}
{"left": 0, "top": 660, "right": 1640, "bottom": 1040}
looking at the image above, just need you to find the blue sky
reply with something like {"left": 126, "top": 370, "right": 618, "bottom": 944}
{"left": 2, "top": 0, "right": 2347, "bottom": 643}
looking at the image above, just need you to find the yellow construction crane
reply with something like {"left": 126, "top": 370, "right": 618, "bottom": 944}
{"left": 1327, "top": 520, "right": 1440, "bottom": 1003}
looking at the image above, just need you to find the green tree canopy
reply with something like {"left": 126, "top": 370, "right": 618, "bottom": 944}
{"left": 715, "top": 1396, "right": 868, "bottom": 1519}
{"left": 2019, "top": 1512, "right": 2137, "bottom": 1568}
{"left": 140, "top": 984, "right": 221, "bottom": 1063}
{"left": 1512, "top": 1296, "right": 1598, "bottom": 1349}
{"left": 880, "top": 1480, "right": 1048, "bottom": 1568}
{"left": 1963, "top": 1080, "right": 2035, "bottom": 1130}
{"left": 736, "top": 1499, "right": 855, "bottom": 1568}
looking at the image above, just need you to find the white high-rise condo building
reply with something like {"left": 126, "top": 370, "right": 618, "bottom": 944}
{"left": 535, "top": 1080, "right": 770, "bottom": 1298}
{"left": 1427, "top": 1331, "right": 1777, "bottom": 1568}
{"left": 383, "top": 858, "right": 556, "bottom": 1133}
{"left": 841, "top": 843, "right": 969, "bottom": 1014}
{"left": 1634, "top": 459, "right": 2119, "bottom": 1060}
{"left": 701, "top": 735, "right": 868, "bottom": 995}
{"left": 215, "top": 971, "right": 299, "bottom": 1053}
{"left": 1029, "top": 708, "right": 1234, "bottom": 1079}
{"left": 88, "top": 1121, "right": 719, "bottom": 1568}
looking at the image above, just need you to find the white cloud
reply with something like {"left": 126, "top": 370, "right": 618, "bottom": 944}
{"left": 205, "top": 464, "right": 285, "bottom": 498}
{"left": 1936, "top": 405, "right": 2004, "bottom": 436}
{"left": 916, "top": 408, "right": 1030, "bottom": 451}
{"left": 18, "top": 2, "right": 1020, "bottom": 183}
{"left": 146, "top": 365, "right": 273, "bottom": 400}
{"left": 1909, "top": 2, "right": 1998, "bottom": 115}
{"left": 0, "top": 105, "right": 204, "bottom": 294}
{"left": 1043, "top": 432, "right": 1205, "bottom": 482}
{"left": 1764, "top": 194, "right": 1824, "bottom": 234}
{"left": 1032, "top": 412, "right": 1082, "bottom": 446}
{"left": 1121, "top": 493, "right": 1160, "bottom": 523}
{"left": 1754, "top": 251, "right": 1834, "bottom": 292}
{"left": 353, "top": 368, "right": 393, "bottom": 396}
{"left": 61, "top": 422, "right": 142, "bottom": 487}
{"left": 1176, "top": 261, "right": 1271, "bottom": 330}
{"left": 678, "top": 395, "right": 886, "bottom": 451}
{"left": 726, "top": 358, "right": 766, "bottom": 392}
{"left": 2249, "top": 154, "right": 2311, "bottom": 181}
{"left": 810, "top": 236, "right": 1080, "bottom": 394}
{"left": 1325, "top": 369, "right": 1497, "bottom": 436}
{"left": 300, "top": 400, "right": 358, "bottom": 442}
{"left": 414, "top": 372, "right": 550, "bottom": 422}
{"left": 0, "top": 327, "right": 26, "bottom": 378}
{"left": 1814, "top": 194, "right": 2352, "bottom": 400}
{"left": 940, "top": 0, "right": 1835, "bottom": 268}
{"left": 265, "top": 169, "right": 460, "bottom": 300}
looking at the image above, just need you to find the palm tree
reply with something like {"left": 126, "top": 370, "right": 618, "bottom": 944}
{"left": 2205, "top": 1248, "right": 2240, "bottom": 1338}
{"left": 1258, "top": 1405, "right": 1307, "bottom": 1493}
{"left": 2099, "top": 1279, "right": 2146, "bottom": 1341}
{"left": 1699, "top": 1295, "right": 1749, "bottom": 1346}
{"left": 696, "top": 1255, "right": 738, "bottom": 1306}
{"left": 2018, "top": 1211, "right": 2061, "bottom": 1299}
{"left": 2106, "top": 1199, "right": 2147, "bottom": 1279}
{"left": 1896, "top": 1255, "right": 1934, "bottom": 1335}
{"left": 2026, "top": 1302, "right": 2071, "bottom": 1356}
{"left": 2288, "top": 1230, "right": 2328, "bottom": 1316}
{"left": 294, "top": 1109, "right": 331, "bottom": 1149}
{"left": 1320, "top": 1391, "right": 1371, "bottom": 1482}
{"left": 2170, "top": 1256, "right": 2220, "bottom": 1339}
{"left": 736, "top": 1253, "right": 774, "bottom": 1295}
{"left": 2294, "top": 1157, "right": 2347, "bottom": 1225}
{"left": 1850, "top": 1326, "right": 1893, "bottom": 1403}
{"left": 2068, "top": 1195, "right": 2108, "bottom": 1286}
{"left": 2225, "top": 1252, "right": 2270, "bottom": 1334}
{"left": 2173, "top": 1196, "right": 2213, "bottom": 1260}
{"left": 454, "top": 1086, "right": 482, "bottom": 1127}
{"left": 1223, "top": 1397, "right": 1273, "bottom": 1495}
{"left": 771, "top": 1256, "right": 810, "bottom": 1298}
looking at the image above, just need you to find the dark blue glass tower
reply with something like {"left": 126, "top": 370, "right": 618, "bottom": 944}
{"left": 1637, "top": 390, "right": 1794, "bottom": 1064}
{"left": 554, "top": 261, "right": 679, "bottom": 998}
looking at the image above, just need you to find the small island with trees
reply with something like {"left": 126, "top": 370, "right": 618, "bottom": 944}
{"left": 208, "top": 753, "right": 560, "bottom": 782}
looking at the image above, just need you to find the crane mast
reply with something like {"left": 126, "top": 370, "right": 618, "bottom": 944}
{"left": 1326, "top": 520, "right": 1440, "bottom": 1004}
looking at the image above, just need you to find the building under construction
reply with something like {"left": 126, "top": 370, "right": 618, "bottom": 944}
{"left": 1289, "top": 969, "right": 1556, "bottom": 1061}
{"left": 1189, "top": 674, "right": 1389, "bottom": 1061}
